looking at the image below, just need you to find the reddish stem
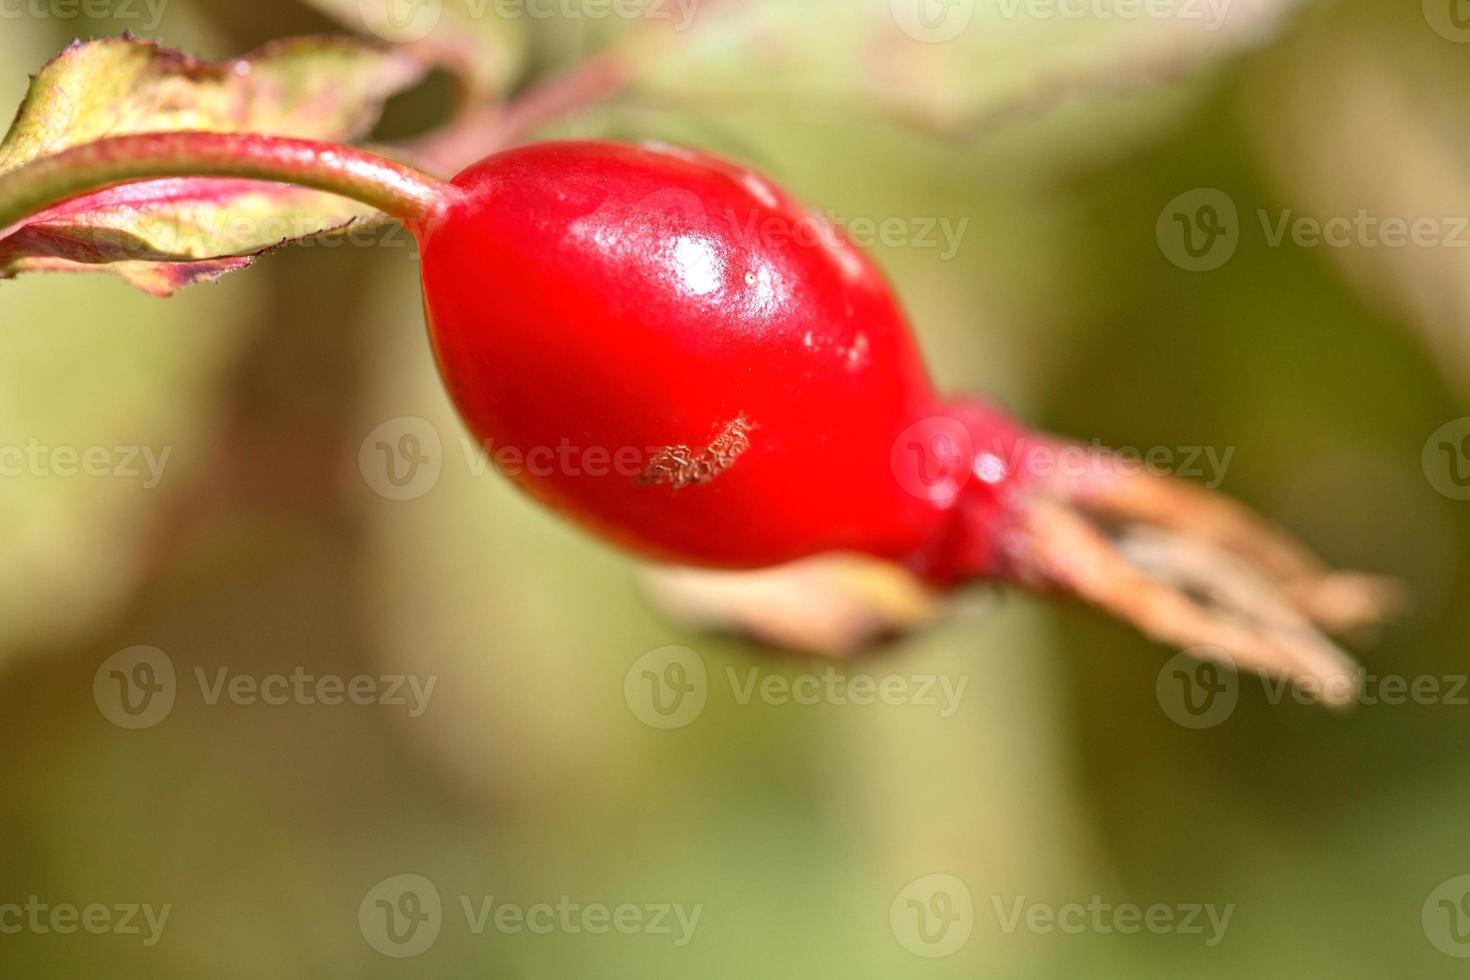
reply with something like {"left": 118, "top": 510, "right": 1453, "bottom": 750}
{"left": 0, "top": 131, "right": 458, "bottom": 234}
{"left": 403, "top": 51, "right": 632, "bottom": 175}
{"left": 398, "top": 0, "right": 748, "bottom": 175}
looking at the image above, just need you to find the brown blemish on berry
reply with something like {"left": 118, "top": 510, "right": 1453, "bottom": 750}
{"left": 639, "top": 416, "right": 752, "bottom": 489}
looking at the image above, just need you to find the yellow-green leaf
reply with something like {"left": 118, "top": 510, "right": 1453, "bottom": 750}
{"left": 0, "top": 35, "right": 425, "bottom": 294}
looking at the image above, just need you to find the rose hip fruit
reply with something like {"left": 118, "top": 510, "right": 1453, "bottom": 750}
{"left": 417, "top": 140, "right": 1397, "bottom": 698}
{"left": 419, "top": 140, "right": 1025, "bottom": 580}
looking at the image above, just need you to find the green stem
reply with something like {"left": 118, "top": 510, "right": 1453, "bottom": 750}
{"left": 0, "top": 131, "right": 459, "bottom": 233}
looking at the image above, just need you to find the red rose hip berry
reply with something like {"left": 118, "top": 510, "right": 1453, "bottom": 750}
{"left": 419, "top": 140, "right": 1027, "bottom": 579}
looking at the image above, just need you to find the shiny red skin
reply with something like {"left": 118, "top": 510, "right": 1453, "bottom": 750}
{"left": 418, "top": 141, "right": 1029, "bottom": 584}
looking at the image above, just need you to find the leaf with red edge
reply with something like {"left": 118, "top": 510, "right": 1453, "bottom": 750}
{"left": 0, "top": 35, "right": 425, "bottom": 294}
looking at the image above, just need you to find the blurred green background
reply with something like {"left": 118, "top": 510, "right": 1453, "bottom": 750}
{"left": 2, "top": 0, "right": 1469, "bottom": 976}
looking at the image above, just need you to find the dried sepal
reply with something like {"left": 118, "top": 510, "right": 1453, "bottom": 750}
{"left": 643, "top": 554, "right": 940, "bottom": 656}
{"left": 1008, "top": 454, "right": 1404, "bottom": 707}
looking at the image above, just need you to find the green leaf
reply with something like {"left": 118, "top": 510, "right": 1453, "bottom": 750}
{"left": 0, "top": 36, "right": 426, "bottom": 295}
